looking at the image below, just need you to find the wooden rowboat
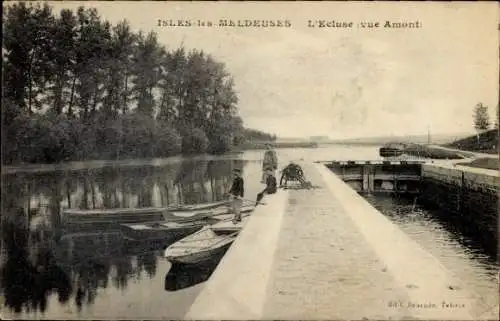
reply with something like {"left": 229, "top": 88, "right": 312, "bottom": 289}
{"left": 63, "top": 201, "right": 251, "bottom": 224}
{"left": 164, "top": 227, "right": 239, "bottom": 265}
{"left": 209, "top": 213, "right": 251, "bottom": 233}
{"left": 122, "top": 201, "right": 255, "bottom": 242}
{"left": 120, "top": 217, "right": 220, "bottom": 242}
{"left": 169, "top": 204, "right": 255, "bottom": 220}
{"left": 63, "top": 207, "right": 167, "bottom": 225}
{"left": 168, "top": 200, "right": 230, "bottom": 212}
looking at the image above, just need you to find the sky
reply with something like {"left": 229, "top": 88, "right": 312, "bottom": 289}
{"left": 19, "top": 1, "right": 500, "bottom": 139}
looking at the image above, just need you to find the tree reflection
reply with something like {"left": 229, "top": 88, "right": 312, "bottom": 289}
{"left": 1, "top": 158, "right": 248, "bottom": 315}
{"left": 1, "top": 207, "right": 72, "bottom": 313}
{"left": 78, "top": 174, "right": 91, "bottom": 209}
{"left": 137, "top": 251, "right": 157, "bottom": 279}
{"left": 175, "top": 160, "right": 210, "bottom": 205}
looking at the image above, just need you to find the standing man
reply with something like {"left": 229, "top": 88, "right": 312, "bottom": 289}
{"left": 228, "top": 168, "right": 244, "bottom": 224}
{"left": 261, "top": 143, "right": 278, "bottom": 183}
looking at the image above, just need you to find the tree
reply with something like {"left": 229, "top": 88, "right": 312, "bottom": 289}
{"left": 2, "top": 2, "right": 276, "bottom": 165}
{"left": 131, "top": 31, "right": 164, "bottom": 117}
{"left": 45, "top": 8, "right": 77, "bottom": 116}
{"left": 3, "top": 2, "right": 54, "bottom": 114}
{"left": 473, "top": 103, "right": 490, "bottom": 131}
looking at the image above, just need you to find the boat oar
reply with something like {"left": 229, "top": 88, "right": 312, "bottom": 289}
{"left": 236, "top": 198, "right": 267, "bottom": 206}
{"left": 222, "top": 195, "right": 267, "bottom": 206}
{"left": 243, "top": 198, "right": 267, "bottom": 206}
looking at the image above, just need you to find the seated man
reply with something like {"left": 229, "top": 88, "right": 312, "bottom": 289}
{"left": 256, "top": 169, "right": 277, "bottom": 205}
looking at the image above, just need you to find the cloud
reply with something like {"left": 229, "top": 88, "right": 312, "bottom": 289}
{"left": 41, "top": 1, "right": 499, "bottom": 138}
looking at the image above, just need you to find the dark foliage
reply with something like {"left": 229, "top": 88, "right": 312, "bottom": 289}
{"left": 2, "top": 3, "right": 273, "bottom": 165}
{"left": 446, "top": 129, "right": 498, "bottom": 154}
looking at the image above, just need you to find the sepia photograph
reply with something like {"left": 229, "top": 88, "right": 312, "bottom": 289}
{"left": 1, "top": 1, "right": 498, "bottom": 320}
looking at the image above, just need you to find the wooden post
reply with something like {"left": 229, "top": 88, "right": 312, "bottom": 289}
{"left": 362, "top": 165, "right": 368, "bottom": 192}
{"left": 368, "top": 165, "right": 375, "bottom": 193}
{"left": 362, "top": 164, "right": 374, "bottom": 194}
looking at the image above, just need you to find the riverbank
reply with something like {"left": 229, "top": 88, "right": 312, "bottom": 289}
{"left": 402, "top": 144, "right": 498, "bottom": 170}
{"left": 444, "top": 129, "right": 498, "bottom": 155}
{"left": 402, "top": 144, "right": 467, "bottom": 159}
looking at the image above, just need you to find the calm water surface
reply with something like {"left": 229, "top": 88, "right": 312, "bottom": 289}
{"left": 364, "top": 194, "right": 499, "bottom": 314}
{"left": 0, "top": 145, "right": 497, "bottom": 319}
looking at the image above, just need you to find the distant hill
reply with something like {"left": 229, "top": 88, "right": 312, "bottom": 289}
{"left": 243, "top": 128, "right": 276, "bottom": 142}
{"left": 327, "top": 132, "right": 474, "bottom": 146}
{"left": 445, "top": 129, "right": 498, "bottom": 154}
{"left": 309, "top": 136, "right": 330, "bottom": 142}
{"left": 276, "top": 137, "right": 309, "bottom": 142}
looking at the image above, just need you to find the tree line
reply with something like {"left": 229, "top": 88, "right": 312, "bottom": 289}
{"left": 2, "top": 3, "right": 276, "bottom": 165}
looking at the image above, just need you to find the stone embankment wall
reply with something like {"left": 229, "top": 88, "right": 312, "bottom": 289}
{"left": 420, "top": 164, "right": 498, "bottom": 248}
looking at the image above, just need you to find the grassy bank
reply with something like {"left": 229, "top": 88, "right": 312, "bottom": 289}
{"left": 444, "top": 129, "right": 498, "bottom": 154}
{"left": 402, "top": 144, "right": 466, "bottom": 159}
{"left": 456, "top": 158, "right": 499, "bottom": 171}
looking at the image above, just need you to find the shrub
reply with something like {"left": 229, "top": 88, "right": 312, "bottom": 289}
{"left": 154, "top": 122, "right": 182, "bottom": 157}
{"left": 181, "top": 126, "right": 209, "bottom": 154}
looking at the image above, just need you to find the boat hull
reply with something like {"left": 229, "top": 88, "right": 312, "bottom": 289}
{"left": 210, "top": 213, "right": 251, "bottom": 233}
{"left": 379, "top": 147, "right": 404, "bottom": 157}
{"left": 63, "top": 207, "right": 167, "bottom": 226}
{"left": 169, "top": 204, "right": 255, "bottom": 220}
{"left": 169, "top": 200, "right": 230, "bottom": 212}
{"left": 166, "top": 242, "right": 233, "bottom": 265}
{"left": 164, "top": 228, "right": 238, "bottom": 265}
{"left": 121, "top": 223, "right": 208, "bottom": 242}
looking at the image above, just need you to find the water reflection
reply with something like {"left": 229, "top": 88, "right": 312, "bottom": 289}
{"left": 1, "top": 208, "right": 72, "bottom": 313}
{"left": 164, "top": 254, "right": 226, "bottom": 292}
{"left": 364, "top": 194, "right": 499, "bottom": 314}
{"left": 1, "top": 158, "right": 245, "bottom": 315}
{"left": 366, "top": 194, "right": 498, "bottom": 261}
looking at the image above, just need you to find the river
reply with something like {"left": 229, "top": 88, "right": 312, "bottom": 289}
{"left": 0, "top": 145, "right": 497, "bottom": 319}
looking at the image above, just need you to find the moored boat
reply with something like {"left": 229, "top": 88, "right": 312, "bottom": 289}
{"left": 379, "top": 142, "right": 407, "bottom": 157}
{"left": 120, "top": 217, "right": 220, "bottom": 242}
{"left": 63, "top": 201, "right": 250, "bottom": 225}
{"left": 210, "top": 213, "right": 251, "bottom": 233}
{"left": 164, "top": 227, "right": 239, "bottom": 265}
{"left": 63, "top": 207, "right": 168, "bottom": 225}
{"left": 168, "top": 204, "right": 255, "bottom": 220}
{"left": 121, "top": 204, "right": 255, "bottom": 242}
{"left": 168, "top": 200, "right": 230, "bottom": 212}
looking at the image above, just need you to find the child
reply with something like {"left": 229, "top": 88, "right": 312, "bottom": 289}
{"left": 256, "top": 169, "right": 277, "bottom": 205}
{"left": 228, "top": 168, "right": 244, "bottom": 223}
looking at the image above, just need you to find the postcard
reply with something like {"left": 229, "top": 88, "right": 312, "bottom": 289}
{"left": 1, "top": 1, "right": 498, "bottom": 320}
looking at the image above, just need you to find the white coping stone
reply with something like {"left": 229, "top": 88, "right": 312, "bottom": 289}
{"left": 185, "top": 189, "right": 289, "bottom": 320}
{"left": 314, "top": 163, "right": 490, "bottom": 320}
{"left": 422, "top": 163, "right": 499, "bottom": 189}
